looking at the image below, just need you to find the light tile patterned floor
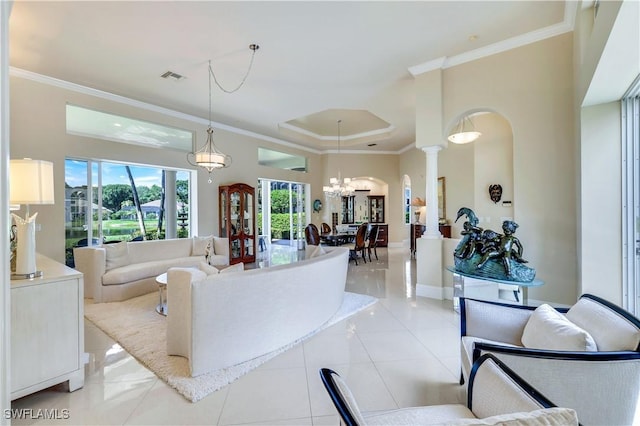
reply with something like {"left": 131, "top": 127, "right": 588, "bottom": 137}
{"left": 11, "top": 245, "right": 463, "bottom": 425}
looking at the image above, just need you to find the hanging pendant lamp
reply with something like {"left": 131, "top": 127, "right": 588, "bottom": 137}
{"left": 188, "top": 44, "right": 259, "bottom": 183}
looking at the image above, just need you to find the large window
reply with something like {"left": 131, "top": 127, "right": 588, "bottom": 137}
{"left": 65, "top": 158, "right": 192, "bottom": 266}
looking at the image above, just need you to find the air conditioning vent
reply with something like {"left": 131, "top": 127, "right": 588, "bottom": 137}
{"left": 160, "top": 71, "right": 185, "bottom": 81}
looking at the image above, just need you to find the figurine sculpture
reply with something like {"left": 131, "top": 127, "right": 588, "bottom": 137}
{"left": 453, "top": 207, "right": 536, "bottom": 282}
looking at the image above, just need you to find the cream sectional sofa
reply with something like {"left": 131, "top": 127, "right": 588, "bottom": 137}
{"left": 74, "top": 236, "right": 229, "bottom": 303}
{"left": 167, "top": 247, "right": 349, "bottom": 377}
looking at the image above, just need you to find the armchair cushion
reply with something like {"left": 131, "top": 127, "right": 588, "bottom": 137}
{"left": 566, "top": 297, "right": 640, "bottom": 351}
{"left": 521, "top": 304, "right": 597, "bottom": 351}
{"left": 444, "top": 408, "right": 578, "bottom": 426}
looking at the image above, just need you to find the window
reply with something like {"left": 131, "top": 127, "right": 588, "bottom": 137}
{"left": 622, "top": 75, "right": 640, "bottom": 314}
{"left": 258, "top": 148, "right": 307, "bottom": 172}
{"left": 65, "top": 158, "right": 193, "bottom": 267}
{"left": 66, "top": 104, "right": 193, "bottom": 151}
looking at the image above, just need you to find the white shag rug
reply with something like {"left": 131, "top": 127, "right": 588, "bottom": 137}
{"left": 84, "top": 291, "right": 377, "bottom": 402}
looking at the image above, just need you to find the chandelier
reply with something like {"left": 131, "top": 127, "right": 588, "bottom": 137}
{"left": 188, "top": 44, "right": 259, "bottom": 183}
{"left": 323, "top": 120, "right": 355, "bottom": 198}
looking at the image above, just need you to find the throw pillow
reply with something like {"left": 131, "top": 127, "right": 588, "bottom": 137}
{"left": 192, "top": 235, "right": 213, "bottom": 256}
{"left": 198, "top": 261, "right": 219, "bottom": 275}
{"left": 566, "top": 297, "right": 640, "bottom": 351}
{"left": 219, "top": 263, "right": 244, "bottom": 274}
{"left": 104, "top": 241, "right": 130, "bottom": 271}
{"left": 521, "top": 304, "right": 597, "bottom": 351}
{"left": 309, "top": 244, "right": 327, "bottom": 258}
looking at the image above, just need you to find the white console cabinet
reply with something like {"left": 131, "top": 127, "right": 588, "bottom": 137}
{"left": 10, "top": 254, "right": 84, "bottom": 400}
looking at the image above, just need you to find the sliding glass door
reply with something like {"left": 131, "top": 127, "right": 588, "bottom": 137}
{"left": 258, "top": 179, "right": 308, "bottom": 249}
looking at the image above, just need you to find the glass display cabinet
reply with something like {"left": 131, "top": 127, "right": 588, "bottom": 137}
{"left": 341, "top": 196, "right": 355, "bottom": 224}
{"left": 219, "top": 183, "right": 255, "bottom": 264}
{"left": 368, "top": 195, "right": 385, "bottom": 223}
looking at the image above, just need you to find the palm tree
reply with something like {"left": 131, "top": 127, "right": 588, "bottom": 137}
{"left": 125, "top": 166, "right": 146, "bottom": 239}
{"left": 157, "top": 170, "right": 166, "bottom": 237}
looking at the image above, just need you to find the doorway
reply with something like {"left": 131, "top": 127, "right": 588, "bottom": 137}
{"left": 258, "top": 179, "right": 309, "bottom": 250}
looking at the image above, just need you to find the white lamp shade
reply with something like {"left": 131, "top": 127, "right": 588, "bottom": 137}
{"left": 448, "top": 131, "right": 481, "bottom": 144}
{"left": 448, "top": 116, "right": 481, "bottom": 144}
{"left": 10, "top": 159, "right": 55, "bottom": 205}
{"left": 195, "top": 152, "right": 226, "bottom": 169}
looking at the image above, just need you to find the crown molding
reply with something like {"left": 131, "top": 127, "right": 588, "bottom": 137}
{"left": 279, "top": 121, "right": 395, "bottom": 142}
{"left": 9, "top": 67, "right": 325, "bottom": 155}
{"left": 397, "top": 143, "right": 417, "bottom": 154}
{"left": 322, "top": 148, "right": 399, "bottom": 155}
{"left": 408, "top": 57, "right": 447, "bottom": 77}
{"left": 408, "top": 4, "right": 576, "bottom": 76}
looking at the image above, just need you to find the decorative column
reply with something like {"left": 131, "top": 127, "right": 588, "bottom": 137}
{"left": 422, "top": 146, "right": 442, "bottom": 238}
{"left": 164, "top": 170, "right": 177, "bottom": 239}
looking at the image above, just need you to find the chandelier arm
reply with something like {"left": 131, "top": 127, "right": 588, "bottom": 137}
{"left": 209, "top": 44, "right": 259, "bottom": 94}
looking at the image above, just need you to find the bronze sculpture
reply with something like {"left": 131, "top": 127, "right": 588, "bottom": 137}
{"left": 454, "top": 207, "right": 535, "bottom": 282}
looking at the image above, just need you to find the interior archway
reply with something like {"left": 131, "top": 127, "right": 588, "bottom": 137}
{"left": 442, "top": 111, "right": 514, "bottom": 236}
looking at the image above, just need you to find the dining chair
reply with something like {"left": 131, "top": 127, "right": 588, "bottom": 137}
{"left": 346, "top": 223, "right": 368, "bottom": 265}
{"left": 321, "top": 222, "right": 331, "bottom": 234}
{"left": 366, "top": 224, "right": 379, "bottom": 261}
{"left": 304, "top": 224, "right": 321, "bottom": 246}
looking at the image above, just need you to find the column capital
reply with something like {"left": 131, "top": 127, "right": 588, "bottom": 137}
{"left": 421, "top": 145, "right": 443, "bottom": 155}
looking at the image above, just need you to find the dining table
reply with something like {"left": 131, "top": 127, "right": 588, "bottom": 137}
{"left": 321, "top": 232, "right": 355, "bottom": 246}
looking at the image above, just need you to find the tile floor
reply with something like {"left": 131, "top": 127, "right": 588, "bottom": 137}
{"left": 11, "top": 245, "right": 464, "bottom": 425}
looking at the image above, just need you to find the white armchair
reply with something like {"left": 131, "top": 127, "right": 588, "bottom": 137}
{"left": 320, "top": 353, "right": 578, "bottom": 425}
{"left": 460, "top": 294, "right": 640, "bottom": 425}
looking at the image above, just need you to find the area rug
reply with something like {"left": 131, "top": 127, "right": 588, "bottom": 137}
{"left": 84, "top": 291, "right": 377, "bottom": 402}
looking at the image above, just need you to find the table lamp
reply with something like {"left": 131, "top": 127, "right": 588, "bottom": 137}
{"left": 410, "top": 197, "right": 426, "bottom": 224}
{"left": 9, "top": 158, "right": 55, "bottom": 279}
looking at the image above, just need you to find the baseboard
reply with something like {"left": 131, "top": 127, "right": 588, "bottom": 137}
{"left": 416, "top": 283, "right": 444, "bottom": 300}
{"left": 443, "top": 286, "right": 454, "bottom": 300}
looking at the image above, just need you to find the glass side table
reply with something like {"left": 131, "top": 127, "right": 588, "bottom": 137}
{"left": 446, "top": 266, "right": 544, "bottom": 312}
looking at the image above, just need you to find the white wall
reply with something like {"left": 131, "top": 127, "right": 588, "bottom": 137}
{"left": 472, "top": 113, "right": 514, "bottom": 228}
{"left": 407, "top": 33, "right": 577, "bottom": 305}
{"left": 580, "top": 102, "right": 621, "bottom": 303}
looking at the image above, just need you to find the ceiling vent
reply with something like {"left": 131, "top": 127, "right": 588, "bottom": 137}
{"left": 160, "top": 71, "right": 185, "bottom": 82}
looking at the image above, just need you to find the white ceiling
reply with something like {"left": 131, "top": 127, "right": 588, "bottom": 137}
{"left": 9, "top": 1, "right": 573, "bottom": 153}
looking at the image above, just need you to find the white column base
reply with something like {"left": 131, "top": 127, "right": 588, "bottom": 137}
{"left": 416, "top": 237, "right": 443, "bottom": 299}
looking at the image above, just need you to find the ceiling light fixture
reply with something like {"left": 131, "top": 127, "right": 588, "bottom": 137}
{"left": 448, "top": 115, "right": 481, "bottom": 144}
{"left": 323, "top": 120, "right": 355, "bottom": 198}
{"left": 188, "top": 44, "right": 260, "bottom": 183}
